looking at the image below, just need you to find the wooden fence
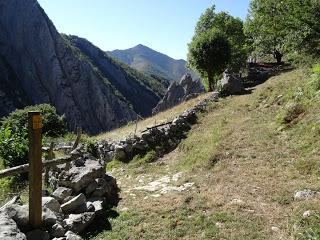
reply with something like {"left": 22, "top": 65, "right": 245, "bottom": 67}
{"left": 0, "top": 112, "right": 82, "bottom": 228}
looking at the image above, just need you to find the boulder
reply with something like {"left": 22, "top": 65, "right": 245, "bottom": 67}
{"left": 51, "top": 187, "right": 73, "bottom": 203}
{"left": 61, "top": 194, "right": 86, "bottom": 214}
{"left": 2, "top": 204, "right": 29, "bottom": 226}
{"left": 153, "top": 74, "right": 205, "bottom": 114}
{"left": 0, "top": 212, "right": 26, "bottom": 240}
{"left": 65, "top": 230, "right": 83, "bottom": 240}
{"left": 43, "top": 207, "right": 57, "bottom": 226}
{"left": 57, "top": 158, "right": 106, "bottom": 192}
{"left": 63, "top": 213, "right": 95, "bottom": 233}
{"left": 219, "top": 70, "right": 244, "bottom": 95}
{"left": 85, "top": 181, "right": 98, "bottom": 196}
{"left": 26, "top": 229, "right": 50, "bottom": 240}
{"left": 50, "top": 223, "right": 66, "bottom": 238}
{"left": 113, "top": 145, "right": 127, "bottom": 162}
{"left": 87, "top": 198, "right": 105, "bottom": 215}
{"left": 42, "top": 197, "right": 61, "bottom": 213}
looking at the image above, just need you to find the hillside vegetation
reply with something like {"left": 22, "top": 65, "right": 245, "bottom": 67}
{"left": 89, "top": 66, "right": 320, "bottom": 239}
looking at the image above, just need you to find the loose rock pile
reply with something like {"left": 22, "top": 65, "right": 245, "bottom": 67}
{"left": 0, "top": 148, "right": 119, "bottom": 240}
{"left": 97, "top": 92, "right": 219, "bottom": 164}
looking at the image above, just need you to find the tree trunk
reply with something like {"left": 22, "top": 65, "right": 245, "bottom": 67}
{"left": 273, "top": 50, "right": 283, "bottom": 64}
{"left": 208, "top": 74, "right": 214, "bottom": 92}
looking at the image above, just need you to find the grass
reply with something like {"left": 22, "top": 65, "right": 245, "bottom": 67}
{"left": 90, "top": 66, "right": 320, "bottom": 239}
{"left": 92, "top": 93, "right": 212, "bottom": 141}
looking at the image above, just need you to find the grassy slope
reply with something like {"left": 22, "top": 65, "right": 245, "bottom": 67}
{"left": 93, "top": 67, "right": 320, "bottom": 240}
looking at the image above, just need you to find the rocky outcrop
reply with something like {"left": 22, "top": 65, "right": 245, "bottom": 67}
{"left": 219, "top": 70, "right": 244, "bottom": 95}
{"left": 0, "top": 0, "right": 167, "bottom": 134}
{"left": 152, "top": 74, "right": 205, "bottom": 114}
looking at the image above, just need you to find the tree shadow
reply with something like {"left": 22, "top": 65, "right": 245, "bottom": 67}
{"left": 81, "top": 207, "right": 120, "bottom": 239}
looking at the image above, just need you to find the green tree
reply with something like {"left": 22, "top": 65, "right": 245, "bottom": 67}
{"left": 244, "top": 0, "right": 288, "bottom": 64}
{"left": 188, "top": 29, "right": 231, "bottom": 91}
{"left": 244, "top": 0, "right": 320, "bottom": 63}
{"left": 195, "top": 5, "right": 248, "bottom": 72}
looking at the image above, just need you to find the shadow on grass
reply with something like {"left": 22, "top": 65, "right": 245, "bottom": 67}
{"left": 82, "top": 207, "right": 120, "bottom": 239}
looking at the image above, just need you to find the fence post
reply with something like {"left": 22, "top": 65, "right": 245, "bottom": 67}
{"left": 28, "top": 111, "right": 42, "bottom": 228}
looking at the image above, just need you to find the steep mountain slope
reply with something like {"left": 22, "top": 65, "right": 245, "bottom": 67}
{"left": 64, "top": 35, "right": 167, "bottom": 117}
{"left": 0, "top": 0, "right": 166, "bottom": 134}
{"left": 107, "top": 44, "right": 195, "bottom": 82}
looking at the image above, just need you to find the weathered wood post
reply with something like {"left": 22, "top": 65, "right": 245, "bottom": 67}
{"left": 28, "top": 111, "right": 42, "bottom": 228}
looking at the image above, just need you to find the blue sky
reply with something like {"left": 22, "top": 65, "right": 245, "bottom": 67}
{"left": 38, "top": 0, "right": 250, "bottom": 60}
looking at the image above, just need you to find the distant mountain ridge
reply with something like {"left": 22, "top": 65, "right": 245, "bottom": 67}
{"left": 107, "top": 44, "right": 196, "bottom": 82}
{"left": 0, "top": 0, "right": 168, "bottom": 134}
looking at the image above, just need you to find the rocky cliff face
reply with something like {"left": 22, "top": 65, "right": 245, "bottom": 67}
{"left": 66, "top": 36, "right": 164, "bottom": 117}
{"left": 0, "top": 0, "right": 166, "bottom": 134}
{"left": 152, "top": 74, "right": 205, "bottom": 114}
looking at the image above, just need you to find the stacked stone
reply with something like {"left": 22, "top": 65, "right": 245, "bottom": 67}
{"left": 98, "top": 92, "right": 219, "bottom": 164}
{"left": 0, "top": 149, "right": 118, "bottom": 240}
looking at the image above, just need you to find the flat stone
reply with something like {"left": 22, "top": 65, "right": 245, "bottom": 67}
{"left": 63, "top": 213, "right": 95, "bottom": 233}
{"left": 58, "top": 159, "right": 106, "bottom": 192}
{"left": 61, "top": 194, "right": 86, "bottom": 214}
{"left": 65, "top": 230, "right": 83, "bottom": 240}
{"left": 0, "top": 212, "right": 26, "bottom": 240}
{"left": 42, "top": 197, "right": 61, "bottom": 213}
{"left": 52, "top": 187, "right": 73, "bottom": 203}
{"left": 294, "top": 189, "right": 315, "bottom": 201}
{"left": 43, "top": 207, "right": 57, "bottom": 226}
{"left": 50, "top": 223, "right": 66, "bottom": 238}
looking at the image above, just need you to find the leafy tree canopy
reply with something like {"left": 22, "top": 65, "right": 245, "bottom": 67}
{"left": 188, "top": 29, "right": 231, "bottom": 91}
{"left": 195, "top": 5, "right": 247, "bottom": 72}
{"left": 244, "top": 0, "right": 320, "bottom": 63}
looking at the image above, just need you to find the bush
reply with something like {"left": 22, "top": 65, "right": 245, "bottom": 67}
{"left": 1, "top": 104, "right": 67, "bottom": 137}
{"left": 0, "top": 127, "right": 28, "bottom": 168}
{"left": 0, "top": 104, "right": 67, "bottom": 170}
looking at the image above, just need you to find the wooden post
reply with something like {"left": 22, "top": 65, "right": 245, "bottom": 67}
{"left": 72, "top": 127, "right": 82, "bottom": 150}
{"left": 28, "top": 111, "right": 42, "bottom": 228}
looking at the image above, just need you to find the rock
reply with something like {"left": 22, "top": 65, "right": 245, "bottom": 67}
{"left": 63, "top": 213, "right": 95, "bottom": 233}
{"left": 294, "top": 189, "right": 314, "bottom": 201}
{"left": 2, "top": 204, "right": 29, "bottom": 226}
{"left": 91, "top": 175, "right": 118, "bottom": 200}
{"left": 87, "top": 197, "right": 105, "bottom": 215}
{"left": 65, "top": 231, "right": 83, "bottom": 240}
{"left": 42, "top": 197, "right": 61, "bottom": 213}
{"left": 0, "top": 196, "right": 21, "bottom": 211}
{"left": 52, "top": 187, "right": 73, "bottom": 203}
{"left": 0, "top": 212, "right": 26, "bottom": 240}
{"left": 26, "top": 229, "right": 50, "bottom": 240}
{"left": 153, "top": 74, "right": 205, "bottom": 114}
{"left": 271, "top": 226, "right": 280, "bottom": 232}
{"left": 61, "top": 194, "right": 86, "bottom": 214}
{"left": 85, "top": 181, "right": 98, "bottom": 196}
{"left": 219, "top": 70, "right": 244, "bottom": 95}
{"left": 50, "top": 223, "right": 66, "bottom": 238}
{"left": 113, "top": 145, "right": 128, "bottom": 162}
{"left": 57, "top": 158, "right": 106, "bottom": 192}
{"left": 303, "top": 210, "right": 312, "bottom": 218}
{"left": 43, "top": 207, "right": 57, "bottom": 226}
{"left": 62, "top": 196, "right": 74, "bottom": 204}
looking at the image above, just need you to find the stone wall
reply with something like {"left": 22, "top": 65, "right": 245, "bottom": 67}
{"left": 98, "top": 92, "right": 219, "bottom": 164}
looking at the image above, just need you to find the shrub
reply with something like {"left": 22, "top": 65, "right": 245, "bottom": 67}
{"left": 0, "top": 127, "right": 28, "bottom": 168}
{"left": 0, "top": 104, "right": 67, "bottom": 171}
{"left": 1, "top": 104, "right": 67, "bottom": 137}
